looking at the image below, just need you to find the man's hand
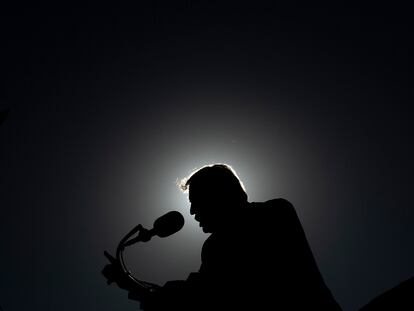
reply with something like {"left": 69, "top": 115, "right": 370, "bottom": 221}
{"left": 102, "top": 250, "right": 156, "bottom": 304}
{"left": 102, "top": 250, "right": 135, "bottom": 290}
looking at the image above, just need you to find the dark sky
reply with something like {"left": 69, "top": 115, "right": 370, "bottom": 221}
{"left": 0, "top": 4, "right": 413, "bottom": 311}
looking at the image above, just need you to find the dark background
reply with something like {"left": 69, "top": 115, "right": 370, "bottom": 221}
{"left": 0, "top": 3, "right": 412, "bottom": 311}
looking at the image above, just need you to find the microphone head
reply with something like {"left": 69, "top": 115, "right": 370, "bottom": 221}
{"left": 153, "top": 211, "right": 185, "bottom": 238}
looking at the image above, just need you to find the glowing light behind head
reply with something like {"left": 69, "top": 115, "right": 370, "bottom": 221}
{"left": 178, "top": 162, "right": 247, "bottom": 195}
{"left": 95, "top": 91, "right": 336, "bottom": 285}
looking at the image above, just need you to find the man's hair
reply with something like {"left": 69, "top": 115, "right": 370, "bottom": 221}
{"left": 179, "top": 163, "right": 248, "bottom": 203}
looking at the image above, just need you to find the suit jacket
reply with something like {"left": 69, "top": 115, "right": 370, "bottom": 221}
{"left": 143, "top": 198, "right": 342, "bottom": 311}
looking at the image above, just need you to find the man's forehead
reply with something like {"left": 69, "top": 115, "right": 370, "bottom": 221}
{"left": 189, "top": 185, "right": 223, "bottom": 202}
{"left": 189, "top": 184, "right": 212, "bottom": 196}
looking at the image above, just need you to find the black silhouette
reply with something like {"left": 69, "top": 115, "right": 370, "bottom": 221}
{"left": 103, "top": 164, "right": 342, "bottom": 310}
{"left": 359, "top": 277, "right": 414, "bottom": 310}
{"left": 102, "top": 212, "right": 185, "bottom": 302}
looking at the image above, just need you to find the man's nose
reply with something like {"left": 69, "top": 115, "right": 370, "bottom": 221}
{"left": 190, "top": 204, "right": 198, "bottom": 215}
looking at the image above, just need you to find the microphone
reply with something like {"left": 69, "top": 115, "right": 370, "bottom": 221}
{"left": 123, "top": 211, "right": 185, "bottom": 246}
{"left": 153, "top": 210, "right": 185, "bottom": 237}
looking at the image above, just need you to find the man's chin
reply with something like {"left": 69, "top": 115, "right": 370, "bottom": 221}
{"left": 200, "top": 224, "right": 212, "bottom": 233}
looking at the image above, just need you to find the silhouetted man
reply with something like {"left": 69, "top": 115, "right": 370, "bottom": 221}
{"left": 103, "top": 164, "right": 342, "bottom": 310}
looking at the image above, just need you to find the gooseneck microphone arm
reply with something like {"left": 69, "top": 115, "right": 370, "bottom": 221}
{"left": 116, "top": 224, "right": 160, "bottom": 292}
{"left": 113, "top": 211, "right": 185, "bottom": 297}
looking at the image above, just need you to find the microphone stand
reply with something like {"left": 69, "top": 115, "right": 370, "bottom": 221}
{"left": 116, "top": 224, "right": 161, "bottom": 300}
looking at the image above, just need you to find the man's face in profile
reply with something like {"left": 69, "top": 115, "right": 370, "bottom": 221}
{"left": 188, "top": 186, "right": 232, "bottom": 233}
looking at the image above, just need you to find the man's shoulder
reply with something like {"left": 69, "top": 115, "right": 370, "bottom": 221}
{"left": 237, "top": 198, "right": 301, "bottom": 242}
{"left": 243, "top": 198, "right": 298, "bottom": 227}
{"left": 249, "top": 198, "right": 296, "bottom": 214}
{"left": 265, "top": 198, "right": 294, "bottom": 208}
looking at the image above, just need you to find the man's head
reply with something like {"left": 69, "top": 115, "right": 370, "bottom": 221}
{"left": 180, "top": 164, "right": 248, "bottom": 233}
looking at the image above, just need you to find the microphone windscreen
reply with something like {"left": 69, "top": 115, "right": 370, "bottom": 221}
{"left": 153, "top": 211, "right": 185, "bottom": 238}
